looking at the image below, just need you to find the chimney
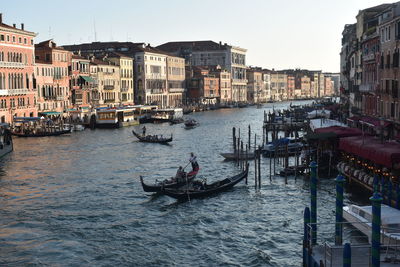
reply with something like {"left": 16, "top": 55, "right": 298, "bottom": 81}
{"left": 0, "top": 13, "right": 2, "bottom": 24}
{"left": 13, "top": 23, "right": 16, "bottom": 28}
{"left": 21, "top": 23, "right": 24, "bottom": 30}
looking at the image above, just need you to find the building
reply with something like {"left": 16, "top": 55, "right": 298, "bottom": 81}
{"left": 287, "top": 75, "right": 295, "bottom": 99}
{"left": 211, "top": 66, "right": 231, "bottom": 103}
{"left": 105, "top": 52, "right": 134, "bottom": 105}
{"left": 270, "top": 71, "right": 287, "bottom": 100}
{"left": 262, "top": 70, "right": 272, "bottom": 101}
{"left": 246, "top": 67, "right": 264, "bottom": 103}
{"left": 0, "top": 14, "right": 37, "bottom": 122}
{"left": 186, "top": 66, "right": 220, "bottom": 104}
{"left": 34, "top": 40, "right": 72, "bottom": 114}
{"left": 157, "top": 41, "right": 247, "bottom": 102}
{"left": 90, "top": 58, "right": 120, "bottom": 107}
{"left": 70, "top": 54, "right": 95, "bottom": 109}
{"left": 166, "top": 55, "right": 185, "bottom": 107}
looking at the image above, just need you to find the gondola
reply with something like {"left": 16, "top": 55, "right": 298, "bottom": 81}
{"left": 162, "top": 164, "right": 249, "bottom": 201}
{"left": 132, "top": 129, "right": 173, "bottom": 144}
{"left": 169, "top": 118, "right": 184, "bottom": 125}
{"left": 11, "top": 129, "right": 71, "bottom": 137}
{"left": 184, "top": 119, "right": 199, "bottom": 129}
{"left": 140, "top": 169, "right": 199, "bottom": 192}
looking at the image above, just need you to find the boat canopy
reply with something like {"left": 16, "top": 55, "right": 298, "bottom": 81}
{"left": 38, "top": 111, "right": 61, "bottom": 115}
{"left": 339, "top": 136, "right": 400, "bottom": 168}
{"left": 310, "top": 118, "right": 347, "bottom": 131}
{"left": 13, "top": 117, "right": 42, "bottom": 122}
{"left": 314, "top": 126, "right": 363, "bottom": 138}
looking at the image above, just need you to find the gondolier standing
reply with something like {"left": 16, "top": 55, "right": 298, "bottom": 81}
{"left": 189, "top": 152, "right": 199, "bottom": 172}
{"left": 142, "top": 126, "right": 146, "bottom": 136}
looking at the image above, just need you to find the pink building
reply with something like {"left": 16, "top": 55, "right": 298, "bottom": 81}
{"left": 0, "top": 14, "right": 37, "bottom": 123}
{"left": 70, "top": 55, "right": 94, "bottom": 109}
{"left": 35, "top": 40, "right": 71, "bottom": 115}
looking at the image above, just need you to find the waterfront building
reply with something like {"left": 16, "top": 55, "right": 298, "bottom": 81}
{"left": 34, "top": 40, "right": 72, "bottom": 115}
{"left": 324, "top": 76, "right": 334, "bottom": 97}
{"left": 185, "top": 66, "right": 220, "bottom": 104}
{"left": 287, "top": 74, "right": 295, "bottom": 100}
{"left": 166, "top": 55, "right": 185, "bottom": 107}
{"left": 211, "top": 66, "right": 231, "bottom": 104}
{"left": 323, "top": 72, "right": 340, "bottom": 95}
{"left": 270, "top": 71, "right": 287, "bottom": 100}
{"left": 262, "top": 70, "right": 272, "bottom": 101}
{"left": 89, "top": 58, "right": 120, "bottom": 107}
{"left": 105, "top": 52, "right": 134, "bottom": 105}
{"left": 70, "top": 54, "right": 95, "bottom": 109}
{"left": 157, "top": 41, "right": 247, "bottom": 103}
{"left": 301, "top": 75, "right": 311, "bottom": 98}
{"left": 0, "top": 14, "right": 37, "bottom": 122}
{"left": 246, "top": 67, "right": 265, "bottom": 103}
{"left": 63, "top": 42, "right": 185, "bottom": 108}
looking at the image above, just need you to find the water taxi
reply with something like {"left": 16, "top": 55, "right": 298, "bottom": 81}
{"left": 96, "top": 107, "right": 139, "bottom": 128}
{"left": 151, "top": 108, "right": 183, "bottom": 123}
{"left": 343, "top": 204, "right": 400, "bottom": 245}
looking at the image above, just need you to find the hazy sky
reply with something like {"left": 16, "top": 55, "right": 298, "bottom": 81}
{"left": 1, "top": 0, "right": 391, "bottom": 72}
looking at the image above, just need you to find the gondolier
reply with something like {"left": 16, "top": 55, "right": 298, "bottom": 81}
{"left": 189, "top": 152, "right": 199, "bottom": 171}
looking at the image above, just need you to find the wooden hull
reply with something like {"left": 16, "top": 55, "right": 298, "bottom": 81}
{"left": 132, "top": 130, "right": 172, "bottom": 144}
{"left": 162, "top": 166, "right": 248, "bottom": 201}
{"left": 12, "top": 130, "right": 71, "bottom": 137}
{"left": 140, "top": 170, "right": 198, "bottom": 192}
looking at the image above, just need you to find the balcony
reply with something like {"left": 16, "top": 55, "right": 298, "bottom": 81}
{"left": 120, "top": 87, "right": 129, "bottom": 92}
{"left": 0, "top": 61, "right": 26, "bottom": 69}
{"left": 362, "top": 53, "right": 375, "bottom": 62}
{"left": 103, "top": 85, "right": 115, "bottom": 90}
{"left": 0, "top": 88, "right": 30, "bottom": 96}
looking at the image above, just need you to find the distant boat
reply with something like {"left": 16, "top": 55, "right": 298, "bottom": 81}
{"left": 184, "top": 119, "right": 199, "bottom": 129}
{"left": 132, "top": 129, "right": 173, "bottom": 144}
{"left": 0, "top": 124, "right": 13, "bottom": 158}
{"left": 161, "top": 165, "right": 249, "bottom": 201}
{"left": 220, "top": 151, "right": 255, "bottom": 160}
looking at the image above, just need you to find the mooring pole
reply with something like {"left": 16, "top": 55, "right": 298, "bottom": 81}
{"left": 258, "top": 147, "right": 261, "bottom": 188}
{"left": 343, "top": 243, "right": 351, "bottom": 267}
{"left": 248, "top": 124, "right": 251, "bottom": 152}
{"left": 370, "top": 192, "right": 382, "bottom": 267}
{"left": 245, "top": 144, "right": 248, "bottom": 185}
{"left": 303, "top": 207, "right": 310, "bottom": 267}
{"left": 233, "top": 127, "right": 236, "bottom": 152}
{"left": 310, "top": 161, "right": 318, "bottom": 245}
{"left": 335, "top": 174, "right": 345, "bottom": 245}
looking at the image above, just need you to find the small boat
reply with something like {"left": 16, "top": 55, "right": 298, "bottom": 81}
{"left": 162, "top": 164, "right": 249, "bottom": 201}
{"left": 220, "top": 152, "right": 255, "bottom": 160}
{"left": 343, "top": 204, "right": 400, "bottom": 245}
{"left": 261, "top": 137, "right": 303, "bottom": 157}
{"left": 132, "top": 129, "right": 172, "bottom": 144}
{"left": 140, "top": 169, "right": 199, "bottom": 193}
{"left": 0, "top": 124, "right": 13, "bottom": 158}
{"left": 184, "top": 119, "right": 199, "bottom": 128}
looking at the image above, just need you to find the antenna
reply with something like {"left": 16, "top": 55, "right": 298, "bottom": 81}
{"left": 93, "top": 18, "right": 97, "bottom": 42}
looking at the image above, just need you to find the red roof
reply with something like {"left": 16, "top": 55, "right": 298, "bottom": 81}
{"left": 315, "top": 126, "right": 363, "bottom": 138}
{"left": 339, "top": 136, "right": 400, "bottom": 168}
{"left": 348, "top": 116, "right": 391, "bottom": 128}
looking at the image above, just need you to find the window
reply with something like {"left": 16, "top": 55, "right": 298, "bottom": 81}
{"left": 12, "top": 36, "right": 15, "bottom": 42}
{"left": 6, "top": 35, "right": 9, "bottom": 42}
{"left": 18, "top": 37, "right": 21, "bottom": 43}
{"left": 0, "top": 35, "right": 4, "bottom": 41}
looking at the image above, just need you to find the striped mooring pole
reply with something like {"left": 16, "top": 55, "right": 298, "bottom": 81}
{"left": 335, "top": 174, "right": 345, "bottom": 245}
{"left": 343, "top": 243, "right": 351, "bottom": 267}
{"left": 370, "top": 192, "right": 382, "bottom": 267}
{"left": 310, "top": 161, "right": 318, "bottom": 245}
{"left": 303, "top": 207, "right": 310, "bottom": 267}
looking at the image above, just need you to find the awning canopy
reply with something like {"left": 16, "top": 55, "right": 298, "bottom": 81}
{"left": 315, "top": 126, "right": 363, "bottom": 138}
{"left": 80, "top": 76, "right": 95, "bottom": 83}
{"left": 339, "top": 136, "right": 400, "bottom": 168}
{"left": 347, "top": 116, "right": 391, "bottom": 128}
{"left": 38, "top": 111, "right": 62, "bottom": 115}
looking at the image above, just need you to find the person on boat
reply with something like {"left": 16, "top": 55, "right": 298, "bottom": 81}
{"left": 189, "top": 152, "right": 199, "bottom": 172}
{"left": 175, "top": 166, "right": 186, "bottom": 181}
{"left": 142, "top": 126, "right": 146, "bottom": 136}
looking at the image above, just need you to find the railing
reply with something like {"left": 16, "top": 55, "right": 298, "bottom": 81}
{"left": 0, "top": 88, "right": 30, "bottom": 96}
{"left": 0, "top": 61, "right": 25, "bottom": 68}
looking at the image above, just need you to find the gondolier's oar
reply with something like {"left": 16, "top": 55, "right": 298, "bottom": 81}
{"left": 182, "top": 161, "right": 191, "bottom": 170}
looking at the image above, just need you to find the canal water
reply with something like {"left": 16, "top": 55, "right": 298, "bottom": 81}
{"left": 0, "top": 101, "right": 362, "bottom": 266}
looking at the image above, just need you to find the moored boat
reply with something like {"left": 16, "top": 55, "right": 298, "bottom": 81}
{"left": 261, "top": 137, "right": 303, "bottom": 157}
{"left": 162, "top": 165, "right": 249, "bottom": 201}
{"left": 184, "top": 119, "right": 199, "bottom": 128}
{"left": 11, "top": 117, "right": 71, "bottom": 137}
{"left": 220, "top": 152, "right": 255, "bottom": 160}
{"left": 343, "top": 204, "right": 400, "bottom": 245}
{"left": 0, "top": 124, "right": 13, "bottom": 158}
{"left": 132, "top": 129, "right": 172, "bottom": 144}
{"left": 140, "top": 169, "right": 199, "bottom": 192}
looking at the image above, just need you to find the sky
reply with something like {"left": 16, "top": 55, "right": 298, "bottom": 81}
{"left": 1, "top": 0, "right": 392, "bottom": 72}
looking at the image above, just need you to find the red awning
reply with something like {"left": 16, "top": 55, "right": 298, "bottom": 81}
{"left": 347, "top": 116, "right": 391, "bottom": 128}
{"left": 315, "top": 126, "right": 363, "bottom": 138}
{"left": 339, "top": 136, "right": 400, "bottom": 168}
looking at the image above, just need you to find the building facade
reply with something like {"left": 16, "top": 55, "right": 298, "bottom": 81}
{"left": 246, "top": 67, "right": 264, "bottom": 103}
{"left": 34, "top": 40, "right": 71, "bottom": 114}
{"left": 166, "top": 55, "right": 185, "bottom": 107}
{"left": 0, "top": 15, "right": 37, "bottom": 122}
{"left": 106, "top": 53, "right": 134, "bottom": 105}
{"left": 70, "top": 55, "right": 94, "bottom": 109}
{"left": 90, "top": 59, "right": 120, "bottom": 107}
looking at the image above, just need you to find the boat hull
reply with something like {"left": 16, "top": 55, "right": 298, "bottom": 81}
{"left": 140, "top": 171, "right": 198, "bottom": 192}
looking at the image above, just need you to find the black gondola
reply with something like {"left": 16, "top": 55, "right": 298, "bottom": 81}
{"left": 169, "top": 118, "right": 184, "bottom": 125}
{"left": 162, "top": 164, "right": 249, "bottom": 201}
{"left": 140, "top": 169, "right": 199, "bottom": 192}
{"left": 12, "top": 129, "right": 71, "bottom": 137}
{"left": 132, "top": 129, "right": 173, "bottom": 144}
{"left": 184, "top": 119, "right": 199, "bottom": 129}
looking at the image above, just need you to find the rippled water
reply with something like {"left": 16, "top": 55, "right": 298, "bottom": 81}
{"left": 0, "top": 101, "right": 363, "bottom": 266}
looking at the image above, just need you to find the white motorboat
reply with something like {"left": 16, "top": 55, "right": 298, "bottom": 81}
{"left": 343, "top": 204, "right": 400, "bottom": 245}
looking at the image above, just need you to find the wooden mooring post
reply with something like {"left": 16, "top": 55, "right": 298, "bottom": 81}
{"left": 257, "top": 146, "right": 261, "bottom": 188}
